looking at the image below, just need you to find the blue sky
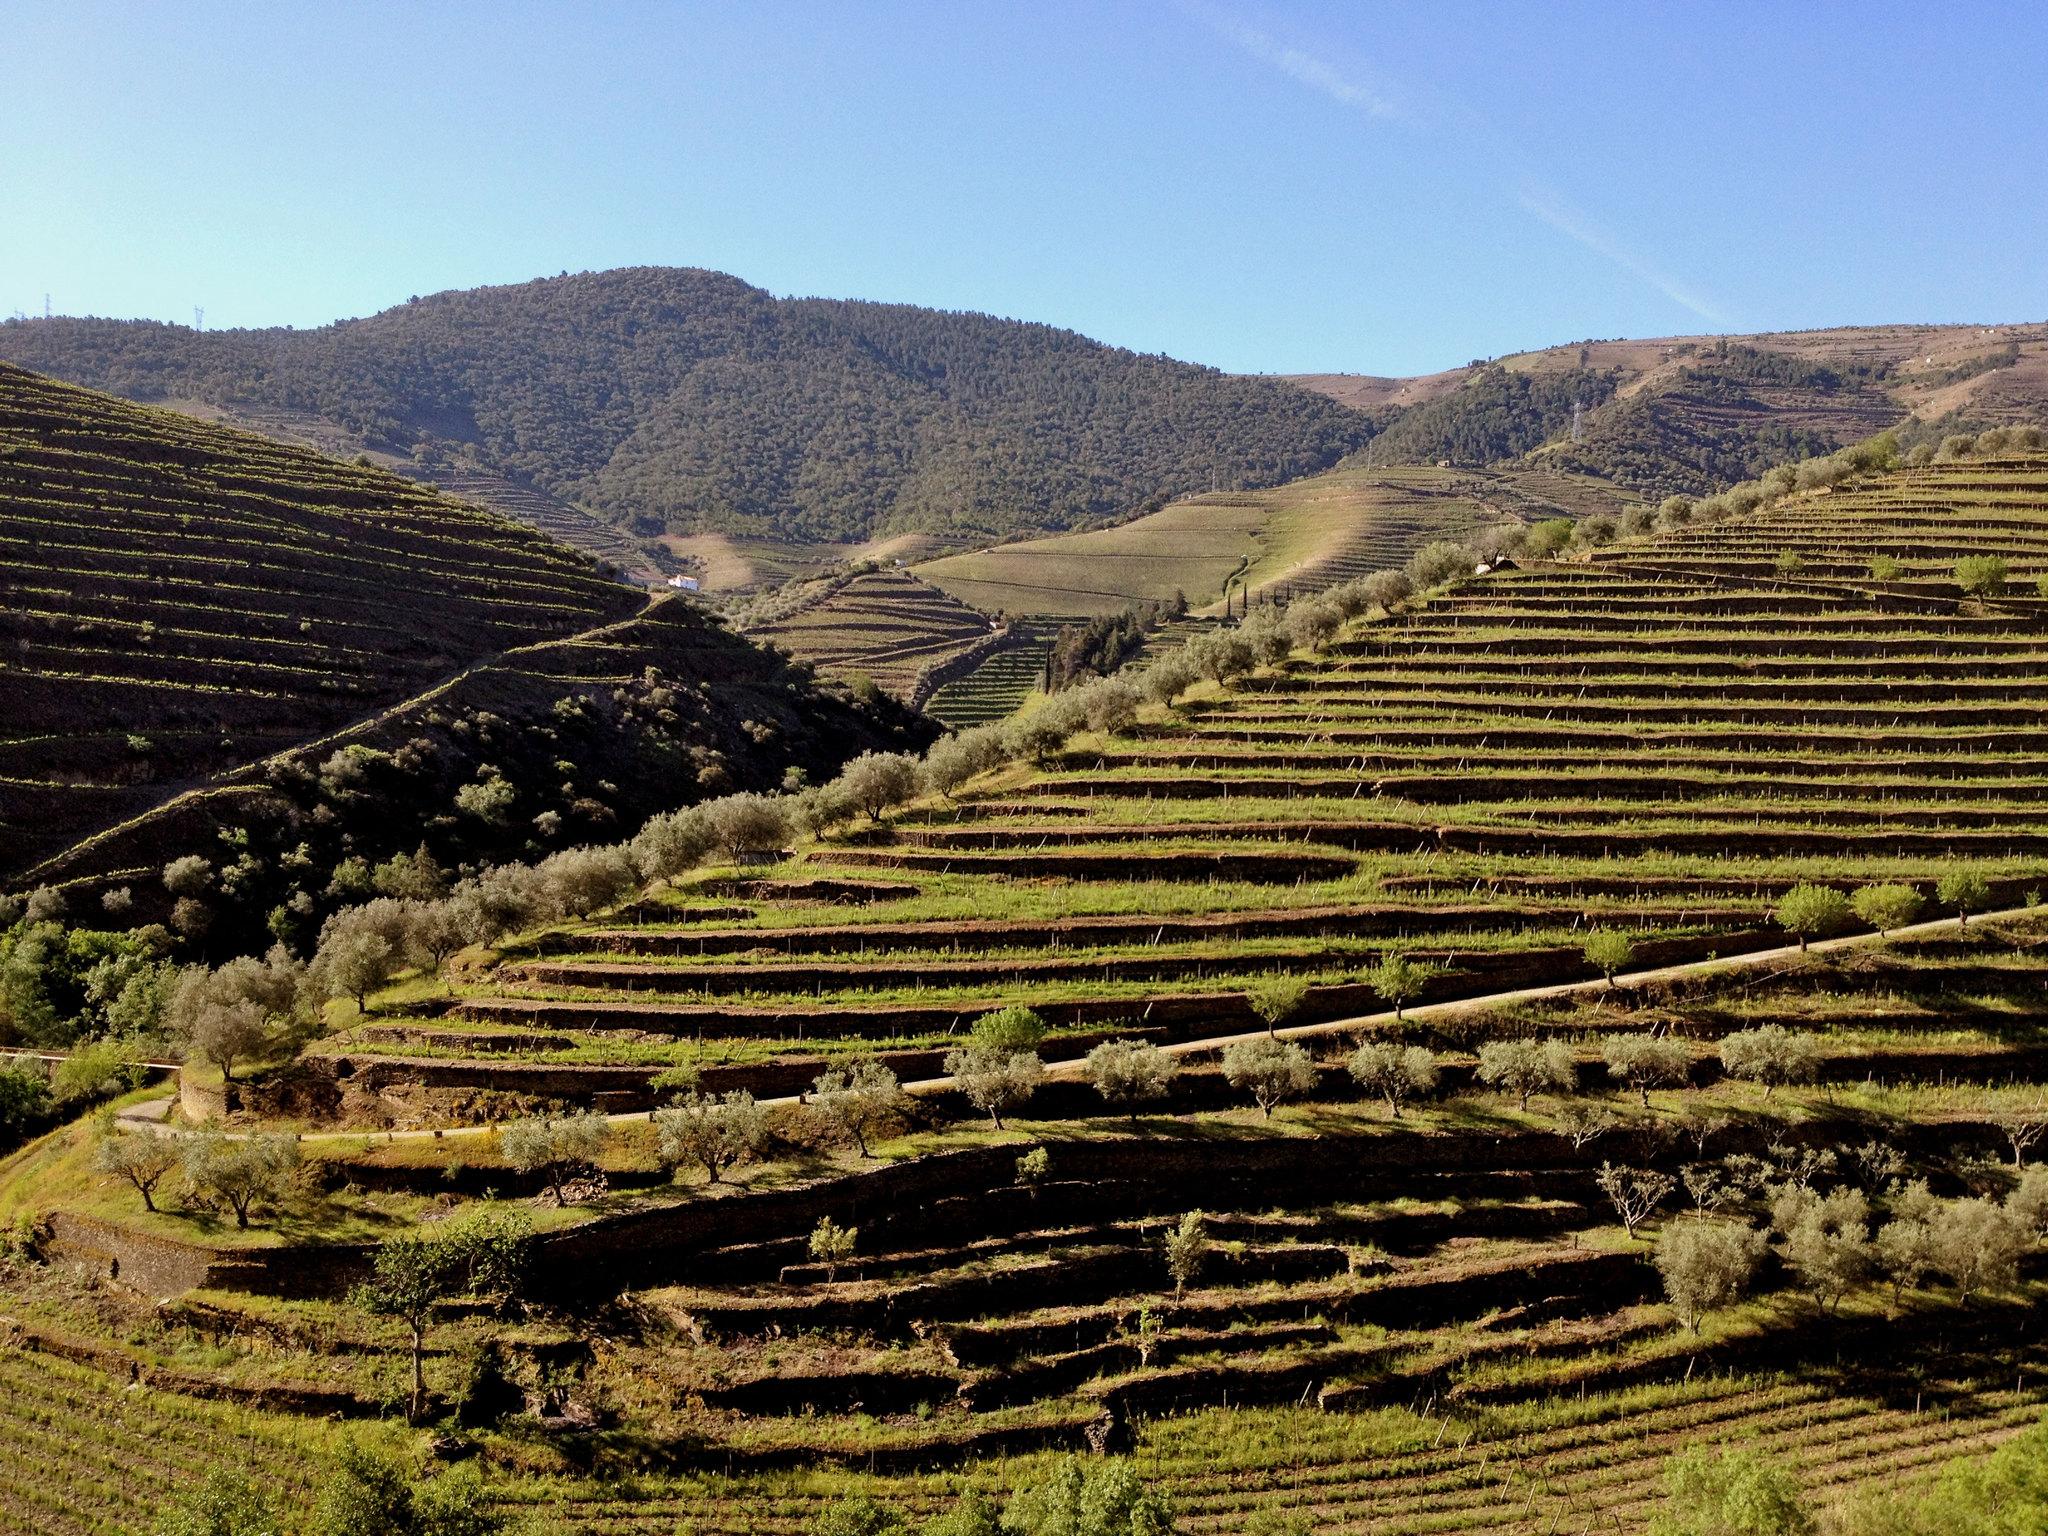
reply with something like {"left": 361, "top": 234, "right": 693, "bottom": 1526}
{"left": 5, "top": 1, "right": 2044, "bottom": 376}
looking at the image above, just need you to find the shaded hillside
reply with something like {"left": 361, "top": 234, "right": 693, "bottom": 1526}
{"left": 0, "top": 363, "right": 929, "bottom": 951}
{"left": 0, "top": 268, "right": 1374, "bottom": 543}
{"left": 1295, "top": 321, "right": 2048, "bottom": 499}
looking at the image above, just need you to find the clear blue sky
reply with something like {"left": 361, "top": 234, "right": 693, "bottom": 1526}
{"left": 6, "top": 1, "right": 2044, "bottom": 377}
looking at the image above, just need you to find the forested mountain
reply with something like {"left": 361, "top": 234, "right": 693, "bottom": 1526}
{"left": 0, "top": 268, "right": 1373, "bottom": 543}
{"left": 0, "top": 362, "right": 928, "bottom": 954}
{"left": 1300, "top": 321, "right": 2048, "bottom": 500}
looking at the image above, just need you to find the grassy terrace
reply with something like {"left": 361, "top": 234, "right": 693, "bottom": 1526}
{"left": 750, "top": 568, "right": 996, "bottom": 700}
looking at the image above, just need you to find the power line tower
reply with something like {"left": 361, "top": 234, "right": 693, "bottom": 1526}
{"left": 1570, "top": 398, "right": 1583, "bottom": 444}
{"left": 193, "top": 307, "right": 204, "bottom": 332}
{"left": 43, "top": 294, "right": 51, "bottom": 320}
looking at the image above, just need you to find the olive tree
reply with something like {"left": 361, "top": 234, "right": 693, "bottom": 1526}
{"left": 810, "top": 1059, "right": 906, "bottom": 1157}
{"left": 92, "top": 1125, "right": 182, "bottom": 1212}
{"left": 1717, "top": 1026, "right": 1820, "bottom": 1100}
{"left": 1596, "top": 1162, "right": 1675, "bottom": 1240}
{"left": 1083, "top": 1039, "right": 1179, "bottom": 1121}
{"left": 1875, "top": 1180, "right": 1944, "bottom": 1305}
{"left": 808, "top": 1216, "right": 857, "bottom": 1282}
{"left": 1954, "top": 554, "right": 2009, "bottom": 597}
{"left": 1602, "top": 1033, "right": 1693, "bottom": 1106}
{"left": 1346, "top": 1041, "right": 1438, "bottom": 1118}
{"left": 944, "top": 1045, "right": 1042, "bottom": 1130}
{"left": 835, "top": 752, "right": 923, "bottom": 822}
{"left": 1776, "top": 1187, "right": 1874, "bottom": 1314}
{"left": 1476, "top": 1038, "right": 1576, "bottom": 1111}
{"left": 1773, "top": 883, "right": 1851, "bottom": 951}
{"left": 1851, "top": 882, "right": 1924, "bottom": 936}
{"left": 654, "top": 1092, "right": 767, "bottom": 1183}
{"left": 500, "top": 1113, "right": 611, "bottom": 1203}
{"left": 181, "top": 1130, "right": 300, "bottom": 1229}
{"left": 1220, "top": 1037, "right": 1316, "bottom": 1118}
{"left": 701, "top": 793, "right": 791, "bottom": 862}
{"left": 1932, "top": 1197, "right": 2031, "bottom": 1302}
{"left": 1655, "top": 1220, "right": 1766, "bottom": 1333}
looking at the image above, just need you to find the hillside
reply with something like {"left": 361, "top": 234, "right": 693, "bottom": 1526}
{"left": 916, "top": 462, "right": 1637, "bottom": 618}
{"left": 8, "top": 447, "right": 2048, "bottom": 1532}
{"left": 0, "top": 362, "right": 928, "bottom": 949}
{"left": 1292, "top": 320, "right": 2048, "bottom": 499}
{"left": 0, "top": 268, "right": 1374, "bottom": 544}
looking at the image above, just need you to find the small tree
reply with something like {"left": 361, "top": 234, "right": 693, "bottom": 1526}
{"left": 1476, "top": 1038, "right": 1577, "bottom": 1111}
{"left": 1655, "top": 1220, "right": 1766, "bottom": 1334}
{"left": 1851, "top": 882, "right": 1924, "bottom": 936}
{"left": 311, "top": 926, "right": 397, "bottom": 1012}
{"left": 944, "top": 1045, "right": 1042, "bottom": 1130}
{"left": 1991, "top": 1105, "right": 2048, "bottom": 1168}
{"left": 1014, "top": 1145, "right": 1050, "bottom": 1190}
{"left": 1866, "top": 554, "right": 1901, "bottom": 582}
{"left": 970, "top": 1005, "right": 1048, "bottom": 1052}
{"left": 1935, "top": 866, "right": 1993, "bottom": 926}
{"left": 1083, "top": 1038, "right": 1179, "bottom": 1121}
{"left": 500, "top": 1113, "right": 611, "bottom": 1203}
{"left": 808, "top": 1216, "right": 857, "bottom": 1281}
{"left": 1346, "top": 1041, "right": 1438, "bottom": 1119}
{"left": 1245, "top": 975, "right": 1309, "bottom": 1037}
{"left": 1954, "top": 554, "right": 2009, "bottom": 597}
{"left": 1717, "top": 1026, "right": 1820, "bottom": 1100}
{"left": 1556, "top": 1101, "right": 1616, "bottom": 1151}
{"left": 701, "top": 793, "right": 791, "bottom": 862}
{"left": 1582, "top": 929, "right": 1636, "bottom": 988}
{"left": 1367, "top": 954, "right": 1436, "bottom": 1019}
{"left": 93, "top": 1126, "right": 182, "bottom": 1213}
{"left": 1163, "top": 1210, "right": 1209, "bottom": 1300}
{"left": 1652, "top": 1447, "right": 1813, "bottom": 1536}
{"left": 1602, "top": 1033, "right": 1693, "bottom": 1106}
{"left": 1875, "top": 1181, "right": 1943, "bottom": 1305}
{"left": 181, "top": 1131, "right": 299, "bottom": 1229}
{"left": 811, "top": 1058, "right": 906, "bottom": 1157}
{"left": 1596, "top": 1162, "right": 1675, "bottom": 1240}
{"left": 1773, "top": 883, "right": 1851, "bottom": 951}
{"left": 654, "top": 1092, "right": 767, "bottom": 1183}
{"left": 1220, "top": 1037, "right": 1315, "bottom": 1118}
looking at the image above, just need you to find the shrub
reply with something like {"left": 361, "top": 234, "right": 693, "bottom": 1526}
{"left": 1083, "top": 1039, "right": 1179, "bottom": 1120}
{"left": 1717, "top": 1026, "right": 1820, "bottom": 1099}
{"left": 1773, "top": 883, "right": 1850, "bottom": 950}
{"left": 1867, "top": 554, "right": 1901, "bottom": 581}
{"left": 1649, "top": 1447, "right": 1812, "bottom": 1536}
{"left": 154, "top": 1468, "right": 284, "bottom": 1536}
{"left": 1002, "top": 1456, "right": 1177, "bottom": 1536}
{"left": 1851, "top": 882, "right": 1924, "bottom": 935}
{"left": 1476, "top": 1038, "right": 1576, "bottom": 1110}
{"left": 972, "top": 1005, "right": 1048, "bottom": 1052}
{"left": 1655, "top": 1220, "right": 1766, "bottom": 1334}
{"left": 1220, "top": 1037, "right": 1316, "bottom": 1118}
{"left": 1346, "top": 1041, "right": 1438, "bottom": 1118}
{"left": 1524, "top": 518, "right": 1573, "bottom": 557}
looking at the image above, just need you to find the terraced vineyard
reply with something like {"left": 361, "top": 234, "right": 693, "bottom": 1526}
{"left": 0, "top": 363, "right": 642, "bottom": 883}
{"left": 751, "top": 568, "right": 998, "bottom": 700}
{"left": 917, "top": 463, "right": 1637, "bottom": 618}
{"left": 923, "top": 625, "right": 1054, "bottom": 726}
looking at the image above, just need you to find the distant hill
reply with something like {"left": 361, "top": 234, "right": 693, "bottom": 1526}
{"left": 0, "top": 268, "right": 1373, "bottom": 546}
{"left": 0, "top": 363, "right": 929, "bottom": 951}
{"left": 1291, "top": 321, "right": 2048, "bottom": 499}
